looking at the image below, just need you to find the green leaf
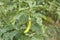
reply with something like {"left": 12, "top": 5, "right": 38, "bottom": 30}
{"left": 3, "top": 31, "right": 17, "bottom": 40}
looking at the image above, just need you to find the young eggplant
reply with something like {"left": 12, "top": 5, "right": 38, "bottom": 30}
{"left": 24, "top": 16, "right": 31, "bottom": 33}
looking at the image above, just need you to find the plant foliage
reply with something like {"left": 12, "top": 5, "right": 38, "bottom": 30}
{"left": 0, "top": 0, "right": 60, "bottom": 40}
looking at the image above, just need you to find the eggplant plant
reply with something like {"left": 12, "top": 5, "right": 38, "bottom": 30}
{"left": 0, "top": 0, "right": 60, "bottom": 40}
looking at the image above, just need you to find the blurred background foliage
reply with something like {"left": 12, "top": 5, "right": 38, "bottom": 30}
{"left": 0, "top": 0, "right": 60, "bottom": 40}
